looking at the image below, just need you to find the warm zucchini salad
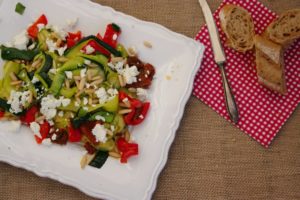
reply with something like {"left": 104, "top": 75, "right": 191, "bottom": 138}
{"left": 0, "top": 14, "right": 155, "bottom": 168}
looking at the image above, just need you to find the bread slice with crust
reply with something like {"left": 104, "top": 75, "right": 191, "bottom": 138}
{"left": 219, "top": 5, "right": 255, "bottom": 52}
{"left": 266, "top": 9, "right": 300, "bottom": 46}
{"left": 254, "top": 35, "right": 286, "bottom": 94}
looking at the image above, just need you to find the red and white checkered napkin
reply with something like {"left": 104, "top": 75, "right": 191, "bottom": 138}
{"left": 193, "top": 0, "right": 300, "bottom": 147}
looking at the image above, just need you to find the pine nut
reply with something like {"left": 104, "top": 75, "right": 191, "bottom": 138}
{"left": 57, "top": 56, "right": 69, "bottom": 62}
{"left": 80, "top": 153, "right": 95, "bottom": 169}
{"left": 65, "top": 79, "right": 70, "bottom": 89}
{"left": 90, "top": 79, "right": 102, "bottom": 86}
{"left": 143, "top": 41, "right": 153, "bottom": 48}
{"left": 118, "top": 109, "right": 132, "bottom": 115}
{"left": 119, "top": 102, "right": 131, "bottom": 108}
{"left": 56, "top": 38, "right": 62, "bottom": 47}
{"left": 9, "top": 72, "right": 18, "bottom": 81}
{"left": 125, "top": 130, "right": 130, "bottom": 141}
{"left": 118, "top": 75, "right": 126, "bottom": 87}
{"left": 32, "top": 59, "right": 42, "bottom": 69}
{"left": 79, "top": 77, "right": 86, "bottom": 90}
{"left": 128, "top": 47, "right": 137, "bottom": 56}
{"left": 128, "top": 88, "right": 137, "bottom": 92}
{"left": 91, "top": 75, "right": 103, "bottom": 81}
{"left": 10, "top": 80, "right": 22, "bottom": 86}
{"left": 109, "top": 152, "right": 121, "bottom": 158}
{"left": 111, "top": 57, "right": 124, "bottom": 63}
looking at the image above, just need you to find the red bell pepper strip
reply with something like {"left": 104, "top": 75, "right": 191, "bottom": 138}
{"left": 82, "top": 40, "right": 110, "bottom": 56}
{"left": 0, "top": 111, "right": 5, "bottom": 118}
{"left": 27, "top": 14, "right": 48, "bottom": 38}
{"left": 40, "top": 121, "right": 50, "bottom": 139}
{"left": 117, "top": 138, "right": 138, "bottom": 163}
{"left": 66, "top": 31, "right": 82, "bottom": 48}
{"left": 34, "top": 120, "right": 50, "bottom": 144}
{"left": 68, "top": 124, "right": 82, "bottom": 142}
{"left": 34, "top": 135, "right": 43, "bottom": 144}
{"left": 20, "top": 106, "right": 39, "bottom": 125}
{"left": 119, "top": 91, "right": 150, "bottom": 125}
{"left": 119, "top": 91, "right": 142, "bottom": 108}
{"left": 96, "top": 33, "right": 103, "bottom": 40}
{"left": 103, "top": 23, "right": 121, "bottom": 48}
{"left": 123, "top": 102, "right": 150, "bottom": 125}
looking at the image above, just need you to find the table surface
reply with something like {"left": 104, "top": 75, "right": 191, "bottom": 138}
{"left": 1, "top": 0, "right": 299, "bottom": 199}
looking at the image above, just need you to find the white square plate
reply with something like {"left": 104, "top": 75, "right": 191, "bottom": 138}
{"left": 0, "top": 0, "right": 204, "bottom": 199}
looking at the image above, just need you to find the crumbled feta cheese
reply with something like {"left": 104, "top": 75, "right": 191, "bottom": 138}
{"left": 46, "top": 38, "right": 67, "bottom": 56}
{"left": 85, "top": 83, "right": 90, "bottom": 88}
{"left": 107, "top": 62, "right": 114, "bottom": 69}
{"left": 48, "top": 120, "right": 54, "bottom": 126}
{"left": 95, "top": 88, "right": 107, "bottom": 104}
{"left": 66, "top": 18, "right": 78, "bottom": 29}
{"left": 49, "top": 68, "right": 57, "bottom": 74}
{"left": 52, "top": 25, "right": 68, "bottom": 40}
{"left": 85, "top": 45, "right": 95, "bottom": 54}
{"left": 46, "top": 39, "right": 57, "bottom": 53}
{"left": 107, "top": 88, "right": 118, "bottom": 96}
{"left": 65, "top": 71, "right": 73, "bottom": 79}
{"left": 137, "top": 88, "right": 148, "bottom": 101}
{"left": 95, "top": 87, "right": 118, "bottom": 104}
{"left": 28, "top": 43, "right": 36, "bottom": 50}
{"left": 112, "top": 33, "right": 118, "bottom": 40}
{"left": 83, "top": 97, "right": 88, "bottom": 105}
{"left": 83, "top": 107, "right": 88, "bottom": 111}
{"left": 121, "top": 65, "right": 139, "bottom": 84}
{"left": 57, "top": 45, "right": 67, "bottom": 56}
{"left": 30, "top": 122, "right": 41, "bottom": 138}
{"left": 110, "top": 125, "right": 115, "bottom": 132}
{"left": 80, "top": 68, "right": 87, "bottom": 78}
{"left": 108, "top": 61, "right": 124, "bottom": 73}
{"left": 95, "top": 115, "right": 105, "bottom": 121}
{"left": 7, "top": 90, "right": 31, "bottom": 114}
{"left": 74, "top": 101, "right": 79, "bottom": 107}
{"left": 51, "top": 134, "right": 57, "bottom": 141}
{"left": 40, "top": 95, "right": 59, "bottom": 120}
{"left": 37, "top": 23, "right": 45, "bottom": 31}
{"left": 122, "top": 97, "right": 129, "bottom": 103}
{"left": 40, "top": 95, "right": 70, "bottom": 120}
{"left": 42, "top": 138, "right": 52, "bottom": 146}
{"left": 31, "top": 76, "right": 40, "bottom": 84}
{"left": 45, "top": 24, "right": 53, "bottom": 29}
{"left": 84, "top": 59, "right": 91, "bottom": 65}
{"left": 58, "top": 111, "right": 64, "bottom": 117}
{"left": 60, "top": 97, "right": 71, "bottom": 107}
{"left": 92, "top": 124, "right": 108, "bottom": 143}
{"left": 12, "top": 30, "right": 29, "bottom": 50}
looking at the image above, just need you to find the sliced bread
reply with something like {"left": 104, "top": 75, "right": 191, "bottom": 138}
{"left": 254, "top": 35, "right": 286, "bottom": 94}
{"left": 219, "top": 5, "right": 255, "bottom": 52}
{"left": 266, "top": 9, "right": 300, "bottom": 46}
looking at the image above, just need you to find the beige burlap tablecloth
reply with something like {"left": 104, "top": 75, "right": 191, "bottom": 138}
{"left": 0, "top": 0, "right": 299, "bottom": 199}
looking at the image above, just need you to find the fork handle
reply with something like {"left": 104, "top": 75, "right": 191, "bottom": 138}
{"left": 219, "top": 64, "right": 239, "bottom": 123}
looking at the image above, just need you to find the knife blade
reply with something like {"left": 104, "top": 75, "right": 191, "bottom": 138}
{"left": 198, "top": 0, "right": 239, "bottom": 123}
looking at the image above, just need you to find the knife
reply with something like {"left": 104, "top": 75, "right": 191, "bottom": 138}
{"left": 198, "top": 0, "right": 239, "bottom": 123}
